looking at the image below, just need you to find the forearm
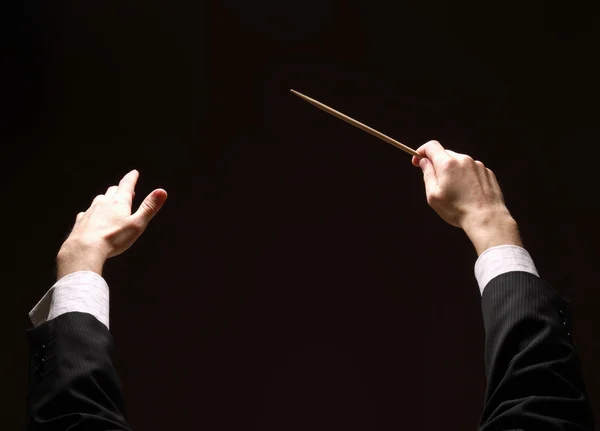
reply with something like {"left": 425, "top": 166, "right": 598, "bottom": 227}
{"left": 463, "top": 211, "right": 522, "bottom": 256}
{"left": 56, "top": 240, "right": 107, "bottom": 281}
{"left": 28, "top": 312, "right": 131, "bottom": 430}
{"left": 478, "top": 272, "right": 594, "bottom": 430}
{"left": 29, "top": 239, "right": 111, "bottom": 329}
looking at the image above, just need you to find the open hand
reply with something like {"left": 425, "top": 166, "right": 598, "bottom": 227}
{"left": 57, "top": 170, "right": 167, "bottom": 278}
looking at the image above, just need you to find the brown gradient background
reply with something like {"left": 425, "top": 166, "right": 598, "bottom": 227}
{"left": 3, "top": 1, "right": 600, "bottom": 429}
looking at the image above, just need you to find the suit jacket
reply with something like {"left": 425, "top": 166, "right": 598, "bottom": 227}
{"left": 27, "top": 271, "right": 594, "bottom": 430}
{"left": 27, "top": 312, "right": 132, "bottom": 430}
{"left": 479, "top": 271, "right": 594, "bottom": 430}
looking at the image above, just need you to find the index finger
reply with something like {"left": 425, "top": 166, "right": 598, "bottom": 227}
{"left": 116, "top": 169, "right": 139, "bottom": 204}
{"left": 411, "top": 140, "right": 451, "bottom": 167}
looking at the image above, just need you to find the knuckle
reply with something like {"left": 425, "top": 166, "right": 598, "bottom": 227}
{"left": 415, "top": 142, "right": 428, "bottom": 152}
{"left": 459, "top": 155, "right": 474, "bottom": 165}
{"left": 441, "top": 158, "right": 458, "bottom": 171}
{"left": 132, "top": 220, "right": 146, "bottom": 232}
{"left": 419, "top": 140, "right": 439, "bottom": 153}
{"left": 124, "top": 220, "right": 143, "bottom": 235}
{"left": 427, "top": 191, "right": 442, "bottom": 206}
{"left": 129, "top": 216, "right": 146, "bottom": 229}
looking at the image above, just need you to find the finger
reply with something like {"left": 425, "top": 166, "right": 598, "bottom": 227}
{"left": 74, "top": 211, "right": 85, "bottom": 227}
{"left": 131, "top": 189, "right": 168, "bottom": 228}
{"left": 474, "top": 159, "right": 486, "bottom": 175}
{"left": 415, "top": 140, "right": 452, "bottom": 168}
{"left": 419, "top": 157, "right": 439, "bottom": 198}
{"left": 445, "top": 150, "right": 476, "bottom": 166}
{"left": 445, "top": 149, "right": 465, "bottom": 159}
{"left": 116, "top": 169, "right": 139, "bottom": 206}
{"left": 411, "top": 154, "right": 426, "bottom": 167}
{"left": 474, "top": 160, "right": 490, "bottom": 188}
{"left": 413, "top": 141, "right": 448, "bottom": 166}
{"left": 486, "top": 166, "right": 497, "bottom": 183}
{"left": 91, "top": 194, "right": 105, "bottom": 206}
{"left": 446, "top": 152, "right": 487, "bottom": 190}
{"left": 105, "top": 185, "right": 119, "bottom": 199}
{"left": 486, "top": 167, "right": 503, "bottom": 196}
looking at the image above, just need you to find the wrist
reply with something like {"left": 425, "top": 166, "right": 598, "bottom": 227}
{"left": 463, "top": 211, "right": 522, "bottom": 256}
{"left": 56, "top": 240, "right": 107, "bottom": 280}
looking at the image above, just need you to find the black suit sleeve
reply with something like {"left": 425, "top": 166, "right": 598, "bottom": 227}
{"left": 27, "top": 312, "right": 132, "bottom": 431}
{"left": 478, "top": 271, "right": 594, "bottom": 430}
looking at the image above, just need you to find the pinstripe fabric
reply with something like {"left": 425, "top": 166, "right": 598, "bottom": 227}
{"left": 27, "top": 312, "right": 132, "bottom": 431}
{"left": 479, "top": 271, "right": 594, "bottom": 430}
{"left": 25, "top": 271, "right": 594, "bottom": 430}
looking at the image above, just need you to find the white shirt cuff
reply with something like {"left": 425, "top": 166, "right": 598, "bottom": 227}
{"left": 29, "top": 271, "right": 110, "bottom": 329}
{"left": 474, "top": 245, "right": 539, "bottom": 295}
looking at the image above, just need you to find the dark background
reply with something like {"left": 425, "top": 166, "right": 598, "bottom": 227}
{"left": 3, "top": 1, "right": 600, "bottom": 429}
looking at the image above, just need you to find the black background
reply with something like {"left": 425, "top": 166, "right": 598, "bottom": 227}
{"left": 3, "top": 1, "right": 600, "bottom": 429}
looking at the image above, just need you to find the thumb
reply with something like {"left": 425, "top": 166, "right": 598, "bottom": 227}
{"left": 132, "top": 189, "right": 168, "bottom": 227}
{"left": 419, "top": 157, "right": 438, "bottom": 196}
